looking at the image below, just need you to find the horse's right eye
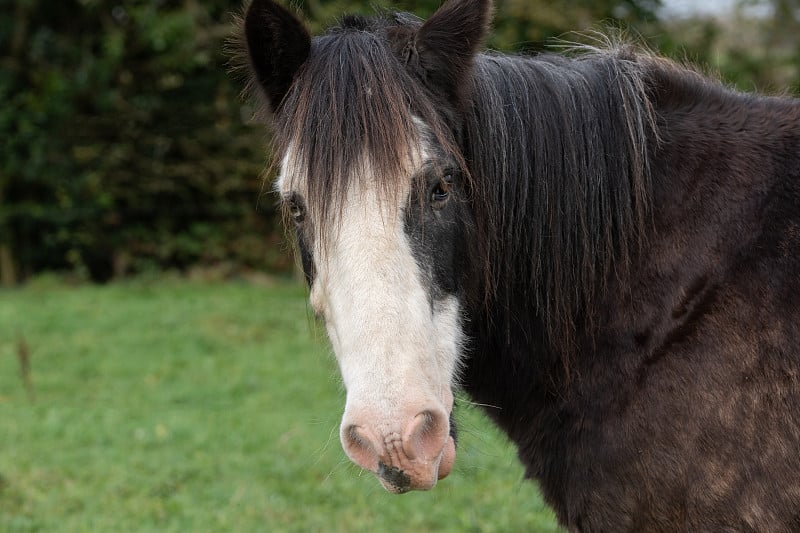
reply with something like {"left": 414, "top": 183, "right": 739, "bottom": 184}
{"left": 431, "top": 173, "right": 454, "bottom": 208}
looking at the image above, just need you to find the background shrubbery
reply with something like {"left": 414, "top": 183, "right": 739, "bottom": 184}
{"left": 1, "top": 0, "right": 275, "bottom": 283}
{"left": 2, "top": 0, "right": 798, "bottom": 285}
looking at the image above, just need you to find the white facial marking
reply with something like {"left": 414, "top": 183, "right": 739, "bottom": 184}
{"left": 278, "top": 128, "right": 464, "bottom": 490}
{"left": 277, "top": 141, "right": 464, "bottom": 418}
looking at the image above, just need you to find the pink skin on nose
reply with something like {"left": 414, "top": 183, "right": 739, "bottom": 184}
{"left": 340, "top": 393, "right": 455, "bottom": 493}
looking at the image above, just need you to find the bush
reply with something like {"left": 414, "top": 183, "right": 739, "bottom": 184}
{"left": 0, "top": 0, "right": 277, "bottom": 283}
{"left": 5, "top": 0, "right": 795, "bottom": 285}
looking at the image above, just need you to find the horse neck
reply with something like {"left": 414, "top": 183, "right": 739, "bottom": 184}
{"left": 462, "top": 52, "right": 800, "bottom": 432}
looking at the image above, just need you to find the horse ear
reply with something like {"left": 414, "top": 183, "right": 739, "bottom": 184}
{"left": 244, "top": 0, "right": 311, "bottom": 112}
{"left": 412, "top": 0, "right": 492, "bottom": 105}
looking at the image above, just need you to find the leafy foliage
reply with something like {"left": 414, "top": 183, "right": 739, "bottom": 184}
{"left": 2, "top": 0, "right": 798, "bottom": 284}
{"left": 1, "top": 0, "right": 278, "bottom": 282}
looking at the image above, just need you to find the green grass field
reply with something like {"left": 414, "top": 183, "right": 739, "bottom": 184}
{"left": 0, "top": 277, "right": 561, "bottom": 532}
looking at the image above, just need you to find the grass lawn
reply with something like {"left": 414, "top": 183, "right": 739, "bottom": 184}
{"left": 0, "top": 277, "right": 561, "bottom": 532}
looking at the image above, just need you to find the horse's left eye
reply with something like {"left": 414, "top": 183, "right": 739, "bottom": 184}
{"left": 431, "top": 174, "right": 453, "bottom": 207}
{"left": 287, "top": 194, "right": 305, "bottom": 224}
{"left": 290, "top": 204, "right": 304, "bottom": 223}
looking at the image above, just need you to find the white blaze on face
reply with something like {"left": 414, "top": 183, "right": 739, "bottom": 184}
{"left": 277, "top": 144, "right": 463, "bottom": 492}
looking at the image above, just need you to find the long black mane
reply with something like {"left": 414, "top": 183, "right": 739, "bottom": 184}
{"left": 465, "top": 48, "right": 656, "bottom": 358}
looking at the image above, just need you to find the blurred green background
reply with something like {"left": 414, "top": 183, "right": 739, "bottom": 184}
{"left": 2, "top": 0, "right": 799, "bottom": 530}
{"left": 0, "top": 279, "right": 563, "bottom": 531}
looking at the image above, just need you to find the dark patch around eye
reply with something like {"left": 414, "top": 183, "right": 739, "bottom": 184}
{"left": 405, "top": 165, "right": 470, "bottom": 299}
{"left": 284, "top": 192, "right": 315, "bottom": 286}
{"left": 296, "top": 228, "right": 316, "bottom": 286}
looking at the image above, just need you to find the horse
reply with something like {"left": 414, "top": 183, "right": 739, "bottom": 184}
{"left": 235, "top": 0, "right": 800, "bottom": 529}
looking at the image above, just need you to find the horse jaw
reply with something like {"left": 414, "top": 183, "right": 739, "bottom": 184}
{"left": 277, "top": 148, "right": 464, "bottom": 492}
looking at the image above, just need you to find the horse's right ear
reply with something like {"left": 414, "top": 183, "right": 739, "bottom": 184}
{"left": 411, "top": 0, "right": 492, "bottom": 106}
{"left": 244, "top": 0, "right": 311, "bottom": 113}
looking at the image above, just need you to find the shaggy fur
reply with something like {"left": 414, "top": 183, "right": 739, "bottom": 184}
{"left": 235, "top": 0, "right": 800, "bottom": 530}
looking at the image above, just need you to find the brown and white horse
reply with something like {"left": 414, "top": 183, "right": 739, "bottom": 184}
{"left": 236, "top": 0, "right": 800, "bottom": 529}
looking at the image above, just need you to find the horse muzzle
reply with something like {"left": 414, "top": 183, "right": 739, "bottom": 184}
{"left": 340, "top": 399, "right": 457, "bottom": 492}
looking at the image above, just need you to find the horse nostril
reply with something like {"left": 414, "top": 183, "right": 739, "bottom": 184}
{"left": 341, "top": 424, "right": 380, "bottom": 472}
{"left": 402, "top": 408, "right": 449, "bottom": 462}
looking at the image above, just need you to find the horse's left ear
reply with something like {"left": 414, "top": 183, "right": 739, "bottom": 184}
{"left": 244, "top": 0, "right": 311, "bottom": 113}
{"left": 410, "top": 0, "right": 492, "bottom": 106}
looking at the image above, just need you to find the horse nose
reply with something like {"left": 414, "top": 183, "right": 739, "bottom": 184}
{"left": 340, "top": 405, "right": 455, "bottom": 492}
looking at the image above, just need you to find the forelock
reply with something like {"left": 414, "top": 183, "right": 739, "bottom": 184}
{"left": 271, "top": 18, "right": 461, "bottom": 236}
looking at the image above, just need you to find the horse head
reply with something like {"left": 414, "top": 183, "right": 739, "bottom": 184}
{"left": 242, "top": 0, "right": 491, "bottom": 492}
